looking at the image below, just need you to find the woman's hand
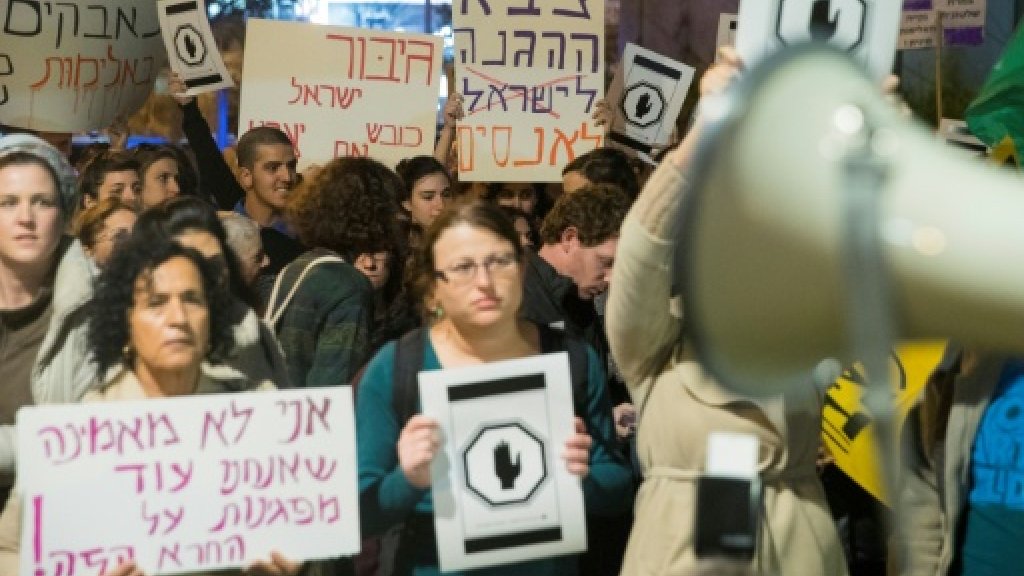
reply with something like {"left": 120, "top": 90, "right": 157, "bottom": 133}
{"left": 562, "top": 417, "right": 592, "bottom": 477}
{"left": 167, "top": 71, "right": 195, "bottom": 107}
{"left": 398, "top": 415, "right": 440, "bottom": 489}
{"left": 245, "top": 552, "right": 303, "bottom": 576}
{"left": 442, "top": 93, "right": 465, "bottom": 130}
{"left": 101, "top": 561, "right": 145, "bottom": 576}
{"left": 591, "top": 98, "right": 612, "bottom": 129}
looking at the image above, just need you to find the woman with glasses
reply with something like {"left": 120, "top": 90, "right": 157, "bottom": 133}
{"left": 74, "top": 197, "right": 137, "bottom": 268}
{"left": 356, "top": 201, "right": 631, "bottom": 576}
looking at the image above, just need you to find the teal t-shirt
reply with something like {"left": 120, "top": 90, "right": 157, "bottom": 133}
{"left": 354, "top": 331, "right": 632, "bottom": 576}
{"left": 960, "top": 360, "right": 1024, "bottom": 575}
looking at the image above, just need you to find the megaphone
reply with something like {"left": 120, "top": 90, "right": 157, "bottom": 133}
{"left": 677, "top": 46, "right": 1024, "bottom": 397}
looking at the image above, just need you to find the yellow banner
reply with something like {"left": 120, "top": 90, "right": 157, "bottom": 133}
{"left": 821, "top": 341, "right": 946, "bottom": 504}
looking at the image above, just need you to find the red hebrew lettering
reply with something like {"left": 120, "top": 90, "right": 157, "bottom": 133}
{"left": 550, "top": 127, "right": 579, "bottom": 166}
{"left": 277, "top": 396, "right": 332, "bottom": 443}
{"left": 513, "top": 128, "right": 545, "bottom": 167}
{"left": 492, "top": 126, "right": 512, "bottom": 167}
{"left": 457, "top": 126, "right": 475, "bottom": 172}
{"left": 405, "top": 40, "right": 435, "bottom": 86}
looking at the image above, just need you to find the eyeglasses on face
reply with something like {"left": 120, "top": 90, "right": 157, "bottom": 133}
{"left": 434, "top": 252, "right": 518, "bottom": 284}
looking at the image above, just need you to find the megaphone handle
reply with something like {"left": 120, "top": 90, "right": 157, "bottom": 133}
{"left": 839, "top": 141, "right": 908, "bottom": 571}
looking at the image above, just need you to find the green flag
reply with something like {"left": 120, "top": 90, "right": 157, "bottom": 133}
{"left": 966, "top": 22, "right": 1024, "bottom": 162}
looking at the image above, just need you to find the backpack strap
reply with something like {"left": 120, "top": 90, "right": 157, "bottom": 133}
{"left": 537, "top": 324, "right": 589, "bottom": 417}
{"left": 392, "top": 327, "right": 427, "bottom": 427}
{"left": 264, "top": 254, "right": 345, "bottom": 328}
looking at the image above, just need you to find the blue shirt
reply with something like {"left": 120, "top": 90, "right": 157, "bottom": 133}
{"left": 233, "top": 199, "right": 294, "bottom": 237}
{"left": 960, "top": 360, "right": 1024, "bottom": 575}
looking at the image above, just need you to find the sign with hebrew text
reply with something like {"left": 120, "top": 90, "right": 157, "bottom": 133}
{"left": 17, "top": 387, "right": 360, "bottom": 576}
{"left": 454, "top": 0, "right": 604, "bottom": 182}
{"left": 0, "top": 0, "right": 167, "bottom": 131}
{"left": 239, "top": 19, "right": 442, "bottom": 169}
{"left": 899, "top": 0, "right": 986, "bottom": 50}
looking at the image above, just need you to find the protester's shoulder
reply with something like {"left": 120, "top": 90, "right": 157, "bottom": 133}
{"left": 356, "top": 341, "right": 399, "bottom": 399}
{"left": 290, "top": 251, "right": 371, "bottom": 297}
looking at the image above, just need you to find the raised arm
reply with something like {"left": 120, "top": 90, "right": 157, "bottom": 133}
{"left": 168, "top": 72, "right": 246, "bottom": 209}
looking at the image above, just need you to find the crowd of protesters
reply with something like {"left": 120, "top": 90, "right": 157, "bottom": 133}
{"left": 0, "top": 41, "right": 997, "bottom": 576}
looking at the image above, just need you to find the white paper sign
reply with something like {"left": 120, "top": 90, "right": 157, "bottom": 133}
{"left": 605, "top": 43, "right": 694, "bottom": 156}
{"left": 419, "top": 353, "right": 586, "bottom": 572}
{"left": 453, "top": 0, "right": 605, "bottom": 182}
{"left": 716, "top": 13, "right": 739, "bottom": 55}
{"left": 238, "top": 19, "right": 442, "bottom": 169}
{"left": 0, "top": 0, "right": 167, "bottom": 131}
{"left": 157, "top": 0, "right": 234, "bottom": 95}
{"left": 737, "top": 0, "right": 902, "bottom": 80}
{"left": 17, "top": 388, "right": 360, "bottom": 576}
{"left": 898, "top": 0, "right": 986, "bottom": 50}
{"left": 938, "top": 118, "right": 987, "bottom": 157}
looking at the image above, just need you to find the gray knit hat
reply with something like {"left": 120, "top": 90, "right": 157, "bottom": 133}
{"left": 0, "top": 133, "right": 78, "bottom": 217}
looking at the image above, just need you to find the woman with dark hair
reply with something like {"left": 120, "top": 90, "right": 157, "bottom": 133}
{"left": 132, "top": 144, "right": 185, "bottom": 209}
{"left": 497, "top": 204, "right": 540, "bottom": 251}
{"left": 395, "top": 155, "right": 452, "bottom": 233}
{"left": 0, "top": 235, "right": 304, "bottom": 576}
{"left": 265, "top": 156, "right": 401, "bottom": 388}
{"left": 356, "top": 201, "right": 631, "bottom": 576}
{"left": 32, "top": 195, "right": 292, "bottom": 407}
{"left": 74, "top": 197, "right": 137, "bottom": 268}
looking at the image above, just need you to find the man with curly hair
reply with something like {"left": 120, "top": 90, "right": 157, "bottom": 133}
{"left": 265, "top": 157, "right": 402, "bottom": 389}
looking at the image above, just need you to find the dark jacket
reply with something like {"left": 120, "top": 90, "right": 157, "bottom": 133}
{"left": 267, "top": 249, "right": 374, "bottom": 388}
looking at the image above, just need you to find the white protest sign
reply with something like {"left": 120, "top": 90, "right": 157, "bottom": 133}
{"left": 158, "top": 0, "right": 233, "bottom": 95}
{"left": 717, "top": 13, "right": 739, "bottom": 56}
{"left": 419, "top": 353, "right": 586, "bottom": 572}
{"left": 605, "top": 43, "right": 694, "bottom": 157}
{"left": 238, "top": 19, "right": 442, "bottom": 169}
{"left": 0, "top": 0, "right": 167, "bottom": 132}
{"left": 898, "top": 0, "right": 986, "bottom": 50}
{"left": 17, "top": 388, "right": 360, "bottom": 576}
{"left": 454, "top": 0, "right": 605, "bottom": 182}
{"left": 737, "top": 0, "right": 901, "bottom": 80}
{"left": 938, "top": 118, "right": 987, "bottom": 158}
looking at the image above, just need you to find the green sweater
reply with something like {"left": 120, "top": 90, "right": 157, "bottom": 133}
{"left": 356, "top": 332, "right": 632, "bottom": 576}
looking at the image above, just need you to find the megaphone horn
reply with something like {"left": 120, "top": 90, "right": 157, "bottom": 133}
{"left": 677, "top": 45, "right": 1024, "bottom": 397}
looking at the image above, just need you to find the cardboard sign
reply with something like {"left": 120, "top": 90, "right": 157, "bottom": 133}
{"left": 419, "top": 353, "right": 586, "bottom": 572}
{"left": 238, "top": 19, "right": 442, "bottom": 169}
{"left": 899, "top": 0, "right": 986, "bottom": 50}
{"left": 17, "top": 388, "right": 360, "bottom": 576}
{"left": 821, "top": 341, "right": 946, "bottom": 504}
{"left": 736, "top": 0, "right": 902, "bottom": 80}
{"left": 0, "top": 0, "right": 167, "bottom": 131}
{"left": 454, "top": 0, "right": 605, "bottom": 182}
{"left": 605, "top": 43, "right": 694, "bottom": 156}
{"left": 157, "top": 0, "right": 233, "bottom": 95}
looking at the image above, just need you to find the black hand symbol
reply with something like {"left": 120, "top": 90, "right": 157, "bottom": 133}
{"left": 635, "top": 93, "right": 653, "bottom": 119}
{"left": 494, "top": 440, "right": 521, "bottom": 490}
{"left": 809, "top": 0, "right": 840, "bottom": 42}
{"left": 185, "top": 34, "right": 197, "bottom": 60}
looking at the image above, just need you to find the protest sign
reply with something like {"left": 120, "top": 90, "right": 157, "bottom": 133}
{"left": 821, "top": 341, "right": 946, "bottom": 504}
{"left": 454, "top": 0, "right": 605, "bottom": 182}
{"left": 736, "top": 0, "right": 901, "bottom": 80}
{"left": 605, "top": 43, "right": 694, "bottom": 157}
{"left": 0, "top": 0, "right": 166, "bottom": 132}
{"left": 717, "top": 13, "right": 739, "bottom": 56}
{"left": 17, "top": 387, "right": 360, "bottom": 576}
{"left": 158, "top": 0, "right": 233, "bottom": 95}
{"left": 238, "top": 19, "right": 442, "bottom": 169}
{"left": 899, "top": 0, "right": 986, "bottom": 50}
{"left": 419, "top": 353, "right": 586, "bottom": 572}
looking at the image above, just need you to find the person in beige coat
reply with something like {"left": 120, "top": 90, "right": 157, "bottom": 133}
{"left": 606, "top": 49, "right": 848, "bottom": 576}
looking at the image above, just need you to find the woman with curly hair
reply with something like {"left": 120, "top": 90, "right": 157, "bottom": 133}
{"left": 265, "top": 156, "right": 402, "bottom": 388}
{"left": 0, "top": 234, "right": 306, "bottom": 576}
